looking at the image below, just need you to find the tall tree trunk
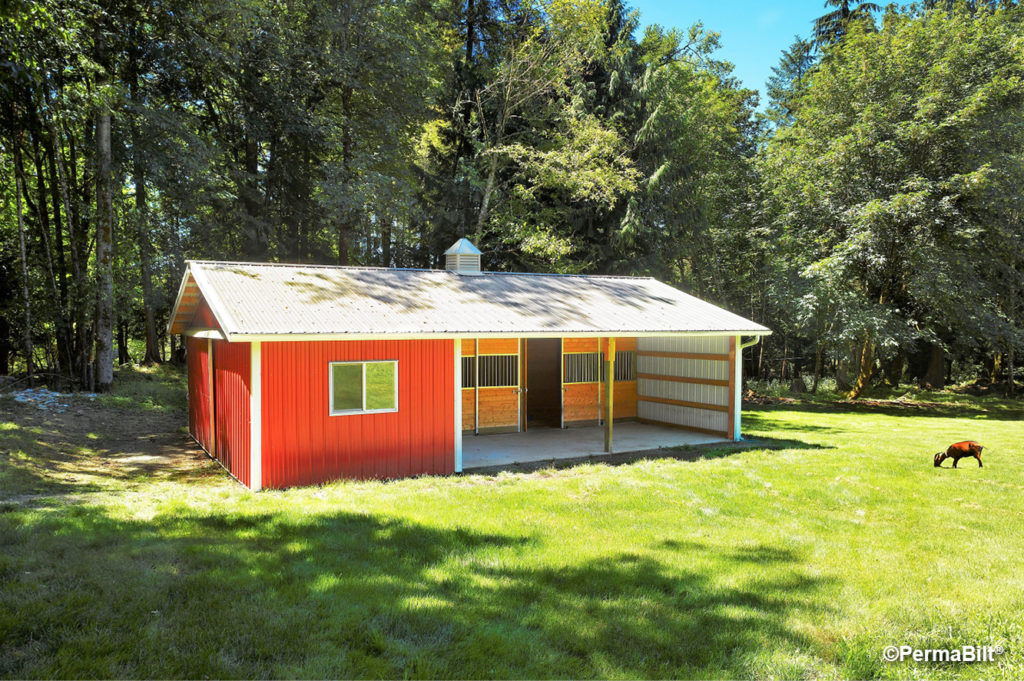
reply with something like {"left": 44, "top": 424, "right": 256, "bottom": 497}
{"left": 473, "top": 154, "right": 498, "bottom": 239}
{"left": 0, "top": 312, "right": 10, "bottom": 375}
{"left": 243, "top": 134, "right": 264, "bottom": 258}
{"left": 29, "top": 129, "right": 70, "bottom": 381}
{"left": 129, "top": 51, "right": 161, "bottom": 365}
{"left": 49, "top": 119, "right": 86, "bottom": 385}
{"left": 14, "top": 142, "right": 34, "bottom": 387}
{"left": 135, "top": 165, "right": 160, "bottom": 364}
{"left": 811, "top": 342, "right": 823, "bottom": 393}
{"left": 94, "top": 24, "right": 115, "bottom": 391}
{"left": 988, "top": 352, "right": 1002, "bottom": 383}
{"left": 337, "top": 86, "right": 355, "bottom": 265}
{"left": 922, "top": 343, "right": 945, "bottom": 390}
{"left": 382, "top": 220, "right": 392, "bottom": 266}
{"left": 44, "top": 115, "right": 69, "bottom": 309}
{"left": 884, "top": 351, "right": 904, "bottom": 387}
{"left": 117, "top": 317, "right": 130, "bottom": 366}
{"left": 780, "top": 337, "right": 788, "bottom": 380}
{"left": 847, "top": 335, "right": 874, "bottom": 399}
{"left": 1008, "top": 345, "right": 1016, "bottom": 397}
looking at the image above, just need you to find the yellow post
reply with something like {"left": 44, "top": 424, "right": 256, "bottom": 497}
{"left": 604, "top": 338, "right": 616, "bottom": 453}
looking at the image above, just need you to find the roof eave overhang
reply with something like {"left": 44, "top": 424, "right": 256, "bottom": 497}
{"left": 166, "top": 262, "right": 238, "bottom": 340}
{"left": 226, "top": 329, "right": 771, "bottom": 342}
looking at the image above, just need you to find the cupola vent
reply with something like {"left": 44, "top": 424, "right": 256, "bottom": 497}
{"left": 444, "top": 238, "right": 482, "bottom": 274}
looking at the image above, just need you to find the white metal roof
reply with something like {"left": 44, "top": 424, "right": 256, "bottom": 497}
{"left": 168, "top": 261, "right": 770, "bottom": 340}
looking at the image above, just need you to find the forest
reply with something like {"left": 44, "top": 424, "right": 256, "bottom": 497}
{"left": 1, "top": 0, "right": 1022, "bottom": 397}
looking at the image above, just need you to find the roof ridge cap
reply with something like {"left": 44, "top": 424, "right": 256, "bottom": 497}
{"left": 189, "top": 260, "right": 653, "bottom": 280}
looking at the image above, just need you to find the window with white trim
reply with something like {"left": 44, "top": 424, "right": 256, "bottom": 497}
{"left": 329, "top": 361, "right": 398, "bottom": 415}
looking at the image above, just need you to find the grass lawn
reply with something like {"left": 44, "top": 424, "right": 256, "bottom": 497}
{"left": 1, "top": 366, "right": 1023, "bottom": 679}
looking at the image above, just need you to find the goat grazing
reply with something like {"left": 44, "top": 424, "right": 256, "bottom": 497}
{"left": 934, "top": 441, "right": 984, "bottom": 468}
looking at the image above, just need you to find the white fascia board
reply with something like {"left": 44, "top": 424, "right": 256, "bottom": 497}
{"left": 188, "top": 263, "right": 239, "bottom": 342}
{"left": 184, "top": 328, "right": 228, "bottom": 340}
{"left": 166, "top": 268, "right": 195, "bottom": 334}
{"left": 228, "top": 330, "right": 772, "bottom": 343}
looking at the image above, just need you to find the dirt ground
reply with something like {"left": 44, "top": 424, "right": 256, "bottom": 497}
{"left": 0, "top": 396, "right": 217, "bottom": 504}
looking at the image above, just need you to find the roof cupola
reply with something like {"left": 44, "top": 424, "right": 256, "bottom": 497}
{"left": 444, "top": 238, "right": 482, "bottom": 274}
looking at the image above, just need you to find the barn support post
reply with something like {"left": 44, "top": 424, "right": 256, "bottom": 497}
{"left": 250, "top": 340, "right": 262, "bottom": 491}
{"left": 735, "top": 336, "right": 761, "bottom": 441}
{"left": 453, "top": 338, "right": 463, "bottom": 472}
{"left": 604, "top": 337, "right": 615, "bottom": 453}
{"left": 728, "top": 337, "right": 737, "bottom": 441}
{"left": 474, "top": 338, "right": 479, "bottom": 435}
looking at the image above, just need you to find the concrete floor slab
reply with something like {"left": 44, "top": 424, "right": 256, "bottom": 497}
{"left": 462, "top": 422, "right": 727, "bottom": 470}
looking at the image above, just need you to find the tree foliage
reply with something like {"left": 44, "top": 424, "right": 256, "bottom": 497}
{"left": 0, "top": 0, "right": 1021, "bottom": 397}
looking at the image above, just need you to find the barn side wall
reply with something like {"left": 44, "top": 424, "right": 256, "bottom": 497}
{"left": 186, "top": 336, "right": 213, "bottom": 452}
{"left": 213, "top": 340, "right": 252, "bottom": 487}
{"left": 261, "top": 339, "right": 454, "bottom": 488}
{"left": 636, "top": 336, "right": 732, "bottom": 437}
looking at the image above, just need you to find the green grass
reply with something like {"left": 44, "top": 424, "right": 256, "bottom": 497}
{"left": 1, "top": 374, "right": 1023, "bottom": 679}
{"left": 95, "top": 363, "right": 188, "bottom": 412}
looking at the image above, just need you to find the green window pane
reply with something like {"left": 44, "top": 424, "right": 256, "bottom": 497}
{"left": 332, "top": 364, "right": 363, "bottom": 412}
{"left": 365, "top": 362, "right": 396, "bottom": 411}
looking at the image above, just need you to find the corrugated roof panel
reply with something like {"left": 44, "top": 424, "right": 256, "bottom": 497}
{"left": 173, "top": 261, "right": 770, "bottom": 337}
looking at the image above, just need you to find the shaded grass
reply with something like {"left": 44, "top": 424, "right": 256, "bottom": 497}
{"left": 95, "top": 364, "right": 187, "bottom": 412}
{"left": 1, "top": 372, "right": 1023, "bottom": 679}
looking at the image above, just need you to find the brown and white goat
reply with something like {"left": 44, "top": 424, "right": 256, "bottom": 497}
{"left": 934, "top": 441, "right": 984, "bottom": 468}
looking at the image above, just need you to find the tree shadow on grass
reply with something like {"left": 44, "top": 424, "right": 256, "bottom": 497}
{"left": 465, "top": 433, "right": 832, "bottom": 476}
{"left": 0, "top": 400, "right": 217, "bottom": 503}
{"left": 741, "top": 410, "right": 848, "bottom": 436}
{"left": 747, "top": 398, "right": 1024, "bottom": 422}
{"left": 0, "top": 502, "right": 833, "bottom": 679}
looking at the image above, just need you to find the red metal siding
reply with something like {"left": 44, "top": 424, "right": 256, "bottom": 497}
{"left": 261, "top": 339, "right": 454, "bottom": 488}
{"left": 186, "top": 336, "right": 213, "bottom": 452}
{"left": 213, "top": 340, "right": 251, "bottom": 487}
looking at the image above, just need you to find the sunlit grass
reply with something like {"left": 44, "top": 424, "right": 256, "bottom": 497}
{"left": 1, "top": 372, "right": 1022, "bottom": 679}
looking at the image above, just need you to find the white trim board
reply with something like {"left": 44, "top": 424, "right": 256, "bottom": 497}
{"left": 250, "top": 340, "right": 262, "bottom": 491}
{"left": 228, "top": 330, "right": 771, "bottom": 343}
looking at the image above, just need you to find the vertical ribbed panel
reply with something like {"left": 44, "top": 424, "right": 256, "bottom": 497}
{"left": 261, "top": 339, "right": 454, "bottom": 488}
{"left": 186, "top": 336, "right": 213, "bottom": 452}
{"left": 640, "top": 336, "right": 728, "bottom": 354}
{"left": 213, "top": 341, "right": 251, "bottom": 487}
{"left": 637, "top": 336, "right": 730, "bottom": 434}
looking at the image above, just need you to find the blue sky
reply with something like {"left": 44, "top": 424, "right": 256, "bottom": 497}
{"left": 630, "top": 0, "right": 827, "bottom": 103}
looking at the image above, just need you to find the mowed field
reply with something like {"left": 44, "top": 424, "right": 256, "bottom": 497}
{"left": 1, "top": 366, "right": 1023, "bottom": 679}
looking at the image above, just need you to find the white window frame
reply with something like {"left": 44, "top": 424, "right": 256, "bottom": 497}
{"left": 329, "top": 360, "right": 399, "bottom": 416}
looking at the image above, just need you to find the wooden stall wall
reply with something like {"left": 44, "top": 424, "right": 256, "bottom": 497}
{"left": 563, "top": 337, "right": 637, "bottom": 425}
{"left": 611, "top": 337, "right": 637, "bottom": 420}
{"left": 636, "top": 336, "right": 732, "bottom": 437}
{"left": 461, "top": 340, "right": 476, "bottom": 431}
{"left": 462, "top": 338, "right": 519, "bottom": 433}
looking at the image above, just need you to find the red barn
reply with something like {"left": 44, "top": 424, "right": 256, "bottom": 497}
{"left": 168, "top": 239, "right": 770, "bottom": 490}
